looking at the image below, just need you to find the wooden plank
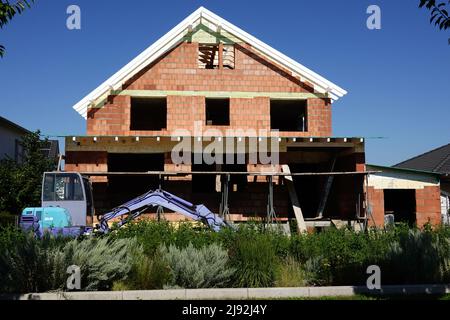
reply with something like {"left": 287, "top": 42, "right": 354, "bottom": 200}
{"left": 305, "top": 220, "right": 332, "bottom": 228}
{"left": 281, "top": 165, "right": 307, "bottom": 234}
{"left": 218, "top": 43, "right": 223, "bottom": 69}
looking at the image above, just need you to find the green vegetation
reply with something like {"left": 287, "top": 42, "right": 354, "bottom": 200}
{"left": 274, "top": 256, "right": 306, "bottom": 287}
{"left": 419, "top": 0, "right": 450, "bottom": 31}
{"left": 0, "top": 221, "right": 449, "bottom": 293}
{"left": 0, "top": 130, "right": 56, "bottom": 216}
{"left": 0, "top": 0, "right": 35, "bottom": 57}
{"left": 0, "top": 230, "right": 135, "bottom": 293}
{"left": 162, "top": 243, "right": 234, "bottom": 289}
{"left": 230, "top": 233, "right": 278, "bottom": 288}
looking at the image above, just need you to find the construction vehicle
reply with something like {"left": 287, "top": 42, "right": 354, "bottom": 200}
{"left": 19, "top": 172, "right": 229, "bottom": 237}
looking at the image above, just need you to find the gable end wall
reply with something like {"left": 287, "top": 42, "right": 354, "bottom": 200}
{"left": 87, "top": 42, "right": 332, "bottom": 137}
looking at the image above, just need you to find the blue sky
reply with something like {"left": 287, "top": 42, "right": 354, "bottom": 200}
{"left": 0, "top": 0, "right": 449, "bottom": 165}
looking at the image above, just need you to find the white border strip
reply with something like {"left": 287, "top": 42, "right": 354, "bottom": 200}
{"left": 3, "top": 285, "right": 449, "bottom": 300}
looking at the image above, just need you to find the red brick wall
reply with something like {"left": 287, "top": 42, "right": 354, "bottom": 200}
{"left": 416, "top": 186, "right": 441, "bottom": 227}
{"left": 367, "top": 185, "right": 441, "bottom": 228}
{"left": 367, "top": 186, "right": 385, "bottom": 227}
{"left": 65, "top": 151, "right": 108, "bottom": 183}
{"left": 355, "top": 153, "right": 366, "bottom": 172}
{"left": 87, "top": 42, "right": 332, "bottom": 137}
{"left": 307, "top": 98, "right": 332, "bottom": 137}
{"left": 87, "top": 95, "right": 131, "bottom": 136}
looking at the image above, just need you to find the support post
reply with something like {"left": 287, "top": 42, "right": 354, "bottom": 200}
{"left": 315, "top": 157, "right": 337, "bottom": 219}
{"left": 266, "top": 175, "right": 277, "bottom": 226}
{"left": 364, "top": 173, "right": 376, "bottom": 228}
{"left": 156, "top": 205, "right": 164, "bottom": 222}
{"left": 281, "top": 165, "right": 307, "bottom": 233}
{"left": 156, "top": 173, "right": 164, "bottom": 221}
{"left": 220, "top": 174, "right": 230, "bottom": 221}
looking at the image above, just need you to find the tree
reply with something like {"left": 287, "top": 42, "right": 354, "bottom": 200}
{"left": 0, "top": 0, "right": 34, "bottom": 57}
{"left": 419, "top": 0, "right": 450, "bottom": 31}
{"left": 0, "top": 131, "right": 56, "bottom": 214}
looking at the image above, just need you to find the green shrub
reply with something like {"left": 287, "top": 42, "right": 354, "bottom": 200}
{"left": 0, "top": 232, "right": 68, "bottom": 293}
{"left": 290, "top": 227, "right": 392, "bottom": 285}
{"left": 3, "top": 220, "right": 449, "bottom": 292}
{"left": 112, "top": 220, "right": 175, "bottom": 255}
{"left": 381, "top": 228, "right": 450, "bottom": 284}
{"left": 0, "top": 233, "right": 137, "bottom": 293}
{"left": 0, "top": 225, "right": 24, "bottom": 253}
{"left": 112, "top": 220, "right": 222, "bottom": 254}
{"left": 172, "top": 222, "right": 219, "bottom": 249}
{"left": 63, "top": 237, "right": 135, "bottom": 291}
{"left": 162, "top": 243, "right": 234, "bottom": 289}
{"left": 230, "top": 234, "right": 278, "bottom": 288}
{"left": 111, "top": 281, "right": 130, "bottom": 291}
{"left": 303, "top": 255, "right": 332, "bottom": 286}
{"left": 126, "top": 245, "right": 171, "bottom": 290}
{"left": 0, "top": 131, "right": 56, "bottom": 214}
{"left": 274, "top": 256, "right": 305, "bottom": 287}
{"left": 0, "top": 212, "right": 17, "bottom": 227}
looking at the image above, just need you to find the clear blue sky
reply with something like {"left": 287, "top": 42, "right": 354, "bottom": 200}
{"left": 0, "top": 0, "right": 449, "bottom": 166}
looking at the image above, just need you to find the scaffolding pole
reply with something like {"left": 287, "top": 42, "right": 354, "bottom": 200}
{"left": 266, "top": 176, "right": 277, "bottom": 227}
{"left": 219, "top": 174, "right": 230, "bottom": 221}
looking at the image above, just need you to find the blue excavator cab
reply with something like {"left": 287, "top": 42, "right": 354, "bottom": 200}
{"left": 21, "top": 207, "right": 72, "bottom": 229}
{"left": 19, "top": 172, "right": 94, "bottom": 237}
{"left": 19, "top": 206, "right": 91, "bottom": 237}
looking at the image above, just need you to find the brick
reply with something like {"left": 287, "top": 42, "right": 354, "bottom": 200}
{"left": 87, "top": 42, "right": 332, "bottom": 137}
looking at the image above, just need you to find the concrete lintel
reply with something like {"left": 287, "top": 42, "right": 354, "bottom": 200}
{"left": 112, "top": 89, "right": 327, "bottom": 100}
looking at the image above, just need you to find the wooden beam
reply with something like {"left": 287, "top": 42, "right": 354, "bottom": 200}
{"left": 281, "top": 165, "right": 307, "bottom": 233}
{"left": 218, "top": 43, "right": 223, "bottom": 69}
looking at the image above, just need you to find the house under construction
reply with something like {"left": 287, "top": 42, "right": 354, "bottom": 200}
{"left": 65, "top": 7, "right": 442, "bottom": 231}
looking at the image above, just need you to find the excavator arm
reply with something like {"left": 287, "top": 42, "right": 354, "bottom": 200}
{"left": 97, "top": 189, "right": 228, "bottom": 233}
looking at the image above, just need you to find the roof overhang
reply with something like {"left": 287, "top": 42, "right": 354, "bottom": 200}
{"left": 72, "top": 6, "right": 347, "bottom": 119}
{"left": 0, "top": 116, "right": 30, "bottom": 134}
{"left": 366, "top": 164, "right": 441, "bottom": 178}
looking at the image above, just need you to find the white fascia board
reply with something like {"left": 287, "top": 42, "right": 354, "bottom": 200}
{"left": 73, "top": 7, "right": 204, "bottom": 119}
{"left": 200, "top": 8, "right": 347, "bottom": 98}
{"left": 72, "top": 6, "right": 347, "bottom": 119}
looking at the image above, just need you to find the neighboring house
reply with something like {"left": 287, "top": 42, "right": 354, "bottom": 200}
{"left": 66, "top": 7, "right": 439, "bottom": 229}
{"left": 0, "top": 115, "right": 60, "bottom": 164}
{"left": 394, "top": 143, "right": 450, "bottom": 224}
{"left": 41, "top": 140, "right": 60, "bottom": 161}
{"left": 0, "top": 116, "right": 29, "bottom": 163}
{"left": 366, "top": 165, "right": 441, "bottom": 227}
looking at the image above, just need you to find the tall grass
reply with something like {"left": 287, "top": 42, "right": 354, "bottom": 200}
{"left": 229, "top": 234, "right": 278, "bottom": 287}
{"left": 275, "top": 256, "right": 306, "bottom": 287}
